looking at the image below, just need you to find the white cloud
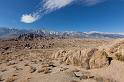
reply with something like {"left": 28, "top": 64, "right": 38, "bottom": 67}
{"left": 21, "top": 0, "right": 106, "bottom": 23}
{"left": 21, "top": 14, "right": 39, "bottom": 23}
{"left": 21, "top": 0, "right": 74, "bottom": 23}
{"left": 43, "top": 0, "right": 73, "bottom": 11}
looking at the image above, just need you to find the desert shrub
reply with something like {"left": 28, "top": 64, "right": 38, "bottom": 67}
{"left": 94, "top": 76, "right": 117, "bottom": 82}
{"left": 115, "top": 52, "right": 124, "bottom": 61}
{"left": 0, "top": 75, "right": 4, "bottom": 81}
{"left": 29, "top": 66, "right": 37, "bottom": 73}
{"left": 5, "top": 77, "right": 16, "bottom": 82}
{"left": 70, "top": 80, "right": 78, "bottom": 82}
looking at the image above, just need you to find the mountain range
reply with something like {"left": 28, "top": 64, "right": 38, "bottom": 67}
{"left": 0, "top": 27, "right": 124, "bottom": 39}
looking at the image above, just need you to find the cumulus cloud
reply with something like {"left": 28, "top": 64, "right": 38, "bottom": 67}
{"left": 21, "top": 0, "right": 105, "bottom": 23}
{"left": 21, "top": 14, "right": 39, "bottom": 23}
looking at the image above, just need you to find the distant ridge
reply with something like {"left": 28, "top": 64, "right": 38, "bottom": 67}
{"left": 0, "top": 27, "right": 124, "bottom": 39}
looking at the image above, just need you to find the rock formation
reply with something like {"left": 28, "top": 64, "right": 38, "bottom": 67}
{"left": 52, "top": 48, "right": 109, "bottom": 69}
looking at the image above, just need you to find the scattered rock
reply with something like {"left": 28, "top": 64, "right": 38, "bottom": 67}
{"left": 80, "top": 75, "right": 88, "bottom": 80}
{"left": 24, "top": 63, "right": 29, "bottom": 66}
{"left": 74, "top": 71, "right": 83, "bottom": 78}
{"left": 14, "top": 66, "right": 23, "bottom": 71}
{"left": 7, "top": 60, "right": 17, "bottom": 66}
{"left": 37, "top": 66, "right": 51, "bottom": 74}
{"left": 29, "top": 66, "right": 37, "bottom": 73}
{"left": 48, "top": 62, "right": 56, "bottom": 67}
{"left": 60, "top": 67, "right": 69, "bottom": 71}
{"left": 3, "top": 47, "right": 10, "bottom": 50}
{"left": 19, "top": 59, "right": 23, "bottom": 61}
{"left": 1, "top": 68, "right": 7, "bottom": 72}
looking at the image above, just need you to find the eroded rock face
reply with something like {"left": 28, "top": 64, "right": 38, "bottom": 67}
{"left": 52, "top": 48, "right": 109, "bottom": 69}
{"left": 89, "top": 50, "right": 109, "bottom": 69}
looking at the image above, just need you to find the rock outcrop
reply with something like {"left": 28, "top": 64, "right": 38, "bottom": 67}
{"left": 52, "top": 39, "right": 124, "bottom": 69}
{"left": 52, "top": 48, "right": 109, "bottom": 69}
{"left": 106, "top": 39, "right": 124, "bottom": 61}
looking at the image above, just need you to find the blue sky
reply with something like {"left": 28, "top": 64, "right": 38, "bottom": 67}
{"left": 0, "top": 0, "right": 124, "bottom": 32}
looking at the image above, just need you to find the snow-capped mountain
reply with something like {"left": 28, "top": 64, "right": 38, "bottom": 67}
{"left": 0, "top": 28, "right": 124, "bottom": 39}
{"left": 83, "top": 31, "right": 124, "bottom": 39}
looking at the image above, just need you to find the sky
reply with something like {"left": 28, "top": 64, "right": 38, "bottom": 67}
{"left": 0, "top": 0, "right": 124, "bottom": 32}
